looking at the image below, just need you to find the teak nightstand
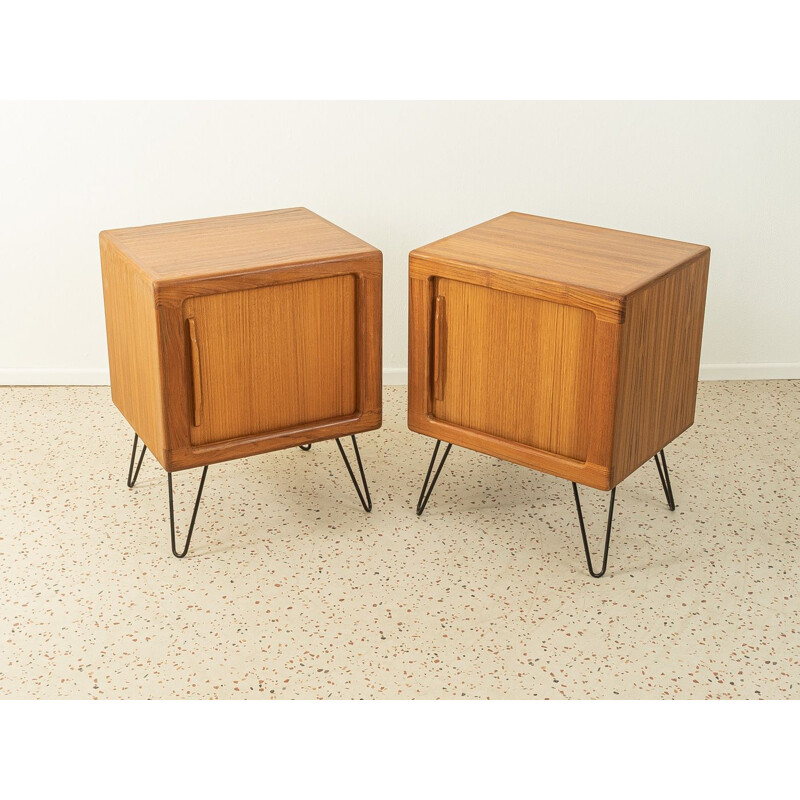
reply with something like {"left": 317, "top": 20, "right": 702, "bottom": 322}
{"left": 100, "top": 208, "right": 382, "bottom": 557}
{"left": 408, "top": 212, "right": 710, "bottom": 577}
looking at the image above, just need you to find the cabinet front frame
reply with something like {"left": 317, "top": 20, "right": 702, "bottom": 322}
{"left": 408, "top": 258, "right": 622, "bottom": 491}
{"left": 155, "top": 254, "right": 382, "bottom": 472}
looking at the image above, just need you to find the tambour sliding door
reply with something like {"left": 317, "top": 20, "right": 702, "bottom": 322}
{"left": 430, "top": 278, "right": 595, "bottom": 463}
{"left": 184, "top": 275, "right": 358, "bottom": 447}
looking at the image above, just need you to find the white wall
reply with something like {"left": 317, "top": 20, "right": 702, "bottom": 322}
{"left": 1, "top": 101, "right": 798, "bottom": 384}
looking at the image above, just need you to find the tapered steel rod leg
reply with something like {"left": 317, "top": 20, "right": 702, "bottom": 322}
{"left": 572, "top": 484, "right": 616, "bottom": 579}
{"left": 416, "top": 440, "right": 453, "bottom": 516}
{"left": 653, "top": 449, "right": 676, "bottom": 510}
{"left": 127, "top": 433, "right": 147, "bottom": 488}
{"left": 168, "top": 467, "right": 209, "bottom": 558}
{"left": 335, "top": 435, "right": 372, "bottom": 512}
{"left": 299, "top": 444, "right": 312, "bottom": 451}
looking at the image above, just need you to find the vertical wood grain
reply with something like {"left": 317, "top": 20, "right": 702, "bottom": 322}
{"left": 611, "top": 252, "right": 710, "bottom": 484}
{"left": 432, "top": 278, "right": 595, "bottom": 462}
{"left": 185, "top": 275, "right": 358, "bottom": 446}
{"left": 407, "top": 276, "right": 433, "bottom": 428}
{"left": 100, "top": 237, "right": 167, "bottom": 463}
{"left": 584, "top": 319, "right": 622, "bottom": 475}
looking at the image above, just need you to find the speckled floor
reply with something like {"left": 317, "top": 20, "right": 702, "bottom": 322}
{"left": 0, "top": 382, "right": 798, "bottom": 699}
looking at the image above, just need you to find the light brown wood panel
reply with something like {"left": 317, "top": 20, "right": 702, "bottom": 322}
{"left": 158, "top": 262, "right": 381, "bottom": 472}
{"left": 185, "top": 275, "right": 357, "bottom": 446}
{"left": 412, "top": 212, "right": 708, "bottom": 297}
{"left": 101, "top": 208, "right": 382, "bottom": 472}
{"left": 584, "top": 319, "right": 623, "bottom": 482}
{"left": 410, "top": 253, "right": 625, "bottom": 323}
{"left": 101, "top": 207, "right": 376, "bottom": 282}
{"left": 432, "top": 278, "right": 595, "bottom": 462}
{"left": 611, "top": 252, "right": 710, "bottom": 484}
{"left": 408, "top": 212, "right": 710, "bottom": 492}
{"left": 408, "top": 274, "right": 613, "bottom": 490}
{"left": 100, "top": 239, "right": 167, "bottom": 463}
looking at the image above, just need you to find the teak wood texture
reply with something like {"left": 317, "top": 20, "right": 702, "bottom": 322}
{"left": 100, "top": 208, "right": 382, "bottom": 472}
{"left": 408, "top": 212, "right": 710, "bottom": 491}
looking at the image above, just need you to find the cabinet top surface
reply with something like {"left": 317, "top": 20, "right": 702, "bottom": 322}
{"left": 100, "top": 207, "right": 379, "bottom": 280}
{"left": 411, "top": 213, "right": 709, "bottom": 296}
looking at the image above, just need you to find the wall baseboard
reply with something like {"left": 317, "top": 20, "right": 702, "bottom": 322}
{"left": 1, "top": 363, "right": 797, "bottom": 386}
{"left": 382, "top": 367, "right": 408, "bottom": 386}
{"left": 0, "top": 368, "right": 112, "bottom": 385}
{"left": 697, "top": 363, "right": 800, "bottom": 380}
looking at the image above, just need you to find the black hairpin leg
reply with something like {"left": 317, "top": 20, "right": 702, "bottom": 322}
{"left": 416, "top": 439, "right": 453, "bottom": 516}
{"left": 299, "top": 443, "right": 312, "bottom": 451}
{"left": 572, "top": 484, "right": 616, "bottom": 579}
{"left": 335, "top": 435, "right": 372, "bottom": 512}
{"left": 653, "top": 449, "right": 675, "bottom": 510}
{"left": 127, "top": 433, "right": 147, "bottom": 488}
{"left": 168, "top": 467, "right": 209, "bottom": 558}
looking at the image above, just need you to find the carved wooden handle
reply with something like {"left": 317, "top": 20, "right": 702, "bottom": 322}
{"left": 433, "top": 295, "right": 446, "bottom": 401}
{"left": 187, "top": 317, "right": 203, "bottom": 427}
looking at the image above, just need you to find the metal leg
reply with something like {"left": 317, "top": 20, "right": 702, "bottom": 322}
{"left": 168, "top": 467, "right": 209, "bottom": 558}
{"left": 572, "top": 484, "right": 616, "bottom": 579}
{"left": 335, "top": 435, "right": 372, "bottom": 512}
{"left": 416, "top": 440, "right": 453, "bottom": 516}
{"left": 299, "top": 443, "right": 312, "bottom": 451}
{"left": 653, "top": 449, "right": 676, "bottom": 510}
{"left": 127, "top": 433, "right": 147, "bottom": 488}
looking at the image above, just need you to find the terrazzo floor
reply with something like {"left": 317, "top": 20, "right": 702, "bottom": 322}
{"left": 0, "top": 382, "right": 798, "bottom": 699}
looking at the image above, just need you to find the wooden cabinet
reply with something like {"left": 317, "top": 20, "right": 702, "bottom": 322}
{"left": 408, "top": 212, "right": 710, "bottom": 492}
{"left": 100, "top": 208, "right": 382, "bottom": 473}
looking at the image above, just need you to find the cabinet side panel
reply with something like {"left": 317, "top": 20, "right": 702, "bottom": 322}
{"left": 100, "top": 238, "right": 166, "bottom": 460}
{"left": 612, "top": 252, "right": 710, "bottom": 485}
